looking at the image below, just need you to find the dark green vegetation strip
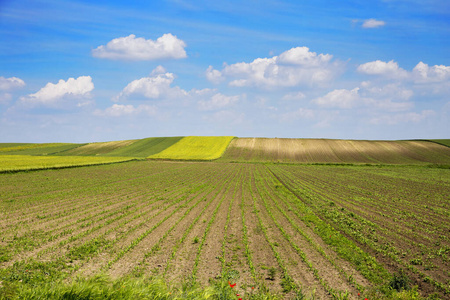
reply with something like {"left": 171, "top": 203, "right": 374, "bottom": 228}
{"left": 428, "top": 139, "right": 450, "bottom": 148}
{"left": 105, "top": 137, "right": 184, "bottom": 157}
{"left": 0, "top": 143, "right": 83, "bottom": 155}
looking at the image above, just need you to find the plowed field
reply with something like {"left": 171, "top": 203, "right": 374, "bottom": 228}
{"left": 0, "top": 161, "right": 449, "bottom": 299}
{"left": 221, "top": 138, "right": 450, "bottom": 164}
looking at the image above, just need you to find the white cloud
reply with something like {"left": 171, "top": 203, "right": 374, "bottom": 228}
{"left": 205, "top": 66, "right": 224, "bottom": 84}
{"left": 313, "top": 88, "right": 361, "bottom": 109}
{"left": 20, "top": 76, "right": 94, "bottom": 107}
{"left": 412, "top": 62, "right": 450, "bottom": 83}
{"left": 198, "top": 93, "right": 239, "bottom": 111}
{"left": 92, "top": 34, "right": 187, "bottom": 61}
{"left": 206, "top": 46, "right": 343, "bottom": 88}
{"left": 313, "top": 82, "right": 414, "bottom": 112}
{"left": 362, "top": 19, "right": 386, "bottom": 28}
{"left": 94, "top": 104, "right": 156, "bottom": 117}
{"left": 0, "top": 76, "right": 25, "bottom": 105}
{"left": 357, "top": 60, "right": 408, "bottom": 79}
{"left": 278, "top": 47, "right": 333, "bottom": 66}
{"left": 115, "top": 69, "right": 187, "bottom": 101}
{"left": 0, "top": 76, "right": 25, "bottom": 90}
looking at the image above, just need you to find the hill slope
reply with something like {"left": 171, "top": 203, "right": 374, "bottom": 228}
{"left": 57, "top": 140, "right": 137, "bottom": 156}
{"left": 220, "top": 138, "right": 450, "bottom": 164}
{"left": 148, "top": 136, "right": 235, "bottom": 160}
{"left": 104, "top": 137, "right": 184, "bottom": 157}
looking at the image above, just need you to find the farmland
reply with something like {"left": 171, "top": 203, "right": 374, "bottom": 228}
{"left": 149, "top": 136, "right": 235, "bottom": 161}
{"left": 0, "top": 155, "right": 137, "bottom": 172}
{"left": 0, "top": 159, "right": 449, "bottom": 299}
{"left": 221, "top": 138, "right": 450, "bottom": 164}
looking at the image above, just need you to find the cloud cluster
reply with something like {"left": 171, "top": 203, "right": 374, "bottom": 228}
{"left": 206, "top": 47, "right": 343, "bottom": 88}
{"left": 92, "top": 34, "right": 187, "bottom": 61}
{"left": 0, "top": 76, "right": 25, "bottom": 90}
{"left": 313, "top": 88, "right": 361, "bottom": 109}
{"left": 0, "top": 76, "right": 25, "bottom": 105}
{"left": 198, "top": 93, "right": 240, "bottom": 111}
{"left": 114, "top": 69, "right": 187, "bottom": 101}
{"left": 20, "top": 76, "right": 94, "bottom": 108}
{"left": 96, "top": 66, "right": 242, "bottom": 117}
{"left": 357, "top": 60, "right": 408, "bottom": 79}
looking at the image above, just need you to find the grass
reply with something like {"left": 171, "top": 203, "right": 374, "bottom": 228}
{"left": 148, "top": 136, "right": 235, "bottom": 161}
{"left": 0, "top": 143, "right": 82, "bottom": 155}
{"left": 105, "top": 137, "right": 184, "bottom": 157}
{"left": 0, "top": 155, "right": 137, "bottom": 172}
{"left": 428, "top": 139, "right": 450, "bottom": 148}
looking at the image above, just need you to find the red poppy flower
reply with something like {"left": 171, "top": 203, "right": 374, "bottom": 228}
{"left": 229, "top": 282, "right": 236, "bottom": 288}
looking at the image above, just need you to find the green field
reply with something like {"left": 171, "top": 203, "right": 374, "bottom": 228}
{"left": 0, "top": 136, "right": 449, "bottom": 299}
{"left": 149, "top": 136, "right": 235, "bottom": 160}
{"left": 0, "top": 161, "right": 448, "bottom": 299}
{"left": 429, "top": 139, "right": 450, "bottom": 148}
{"left": 0, "top": 155, "right": 137, "bottom": 172}
{"left": 104, "top": 137, "right": 184, "bottom": 157}
{"left": 0, "top": 143, "right": 83, "bottom": 155}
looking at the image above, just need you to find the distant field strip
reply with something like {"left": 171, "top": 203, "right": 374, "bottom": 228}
{"left": 56, "top": 140, "right": 137, "bottom": 156}
{"left": 0, "top": 155, "right": 136, "bottom": 172}
{"left": 0, "top": 143, "right": 83, "bottom": 155}
{"left": 221, "top": 138, "right": 450, "bottom": 164}
{"left": 149, "top": 136, "right": 235, "bottom": 160}
{"left": 104, "top": 137, "right": 184, "bottom": 157}
{"left": 429, "top": 139, "right": 450, "bottom": 148}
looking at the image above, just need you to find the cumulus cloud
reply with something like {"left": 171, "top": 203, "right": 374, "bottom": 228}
{"left": 313, "top": 82, "right": 414, "bottom": 112}
{"left": 357, "top": 60, "right": 450, "bottom": 94}
{"left": 313, "top": 88, "right": 361, "bottom": 109}
{"left": 0, "top": 76, "right": 25, "bottom": 90}
{"left": 412, "top": 62, "right": 450, "bottom": 83}
{"left": 205, "top": 66, "right": 224, "bottom": 84}
{"left": 0, "top": 76, "right": 25, "bottom": 105}
{"left": 198, "top": 93, "right": 239, "bottom": 111}
{"left": 94, "top": 104, "right": 156, "bottom": 117}
{"left": 20, "top": 76, "right": 94, "bottom": 108}
{"left": 362, "top": 19, "right": 386, "bottom": 28}
{"left": 115, "top": 69, "right": 187, "bottom": 101}
{"left": 92, "top": 34, "right": 187, "bottom": 61}
{"left": 206, "top": 46, "right": 343, "bottom": 88}
{"left": 357, "top": 60, "right": 408, "bottom": 79}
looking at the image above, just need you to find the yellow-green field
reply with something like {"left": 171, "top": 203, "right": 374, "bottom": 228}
{"left": 148, "top": 136, "right": 235, "bottom": 160}
{"left": 0, "top": 155, "right": 137, "bottom": 172}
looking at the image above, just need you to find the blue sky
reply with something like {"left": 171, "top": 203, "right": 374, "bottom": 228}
{"left": 1, "top": 0, "right": 449, "bottom": 142}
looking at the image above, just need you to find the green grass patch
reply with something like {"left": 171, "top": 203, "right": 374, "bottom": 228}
{"left": 428, "top": 139, "right": 450, "bottom": 148}
{"left": 0, "top": 143, "right": 82, "bottom": 155}
{"left": 0, "top": 155, "right": 137, "bottom": 172}
{"left": 148, "top": 136, "right": 235, "bottom": 161}
{"left": 105, "top": 137, "right": 184, "bottom": 157}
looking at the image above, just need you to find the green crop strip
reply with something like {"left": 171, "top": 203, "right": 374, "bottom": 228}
{"left": 163, "top": 165, "right": 236, "bottom": 277}
{"left": 267, "top": 165, "right": 390, "bottom": 286}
